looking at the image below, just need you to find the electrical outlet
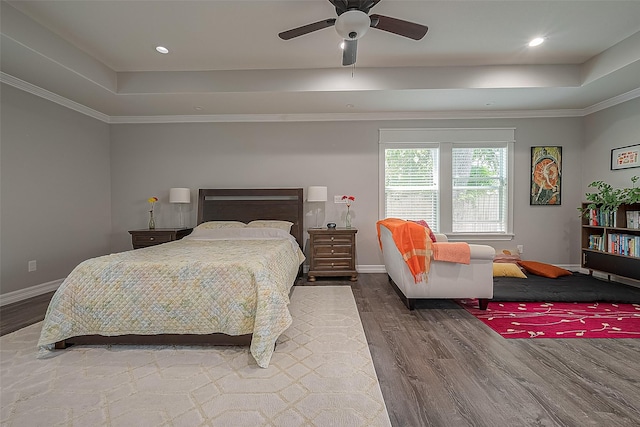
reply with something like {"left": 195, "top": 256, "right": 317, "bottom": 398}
{"left": 28, "top": 260, "right": 37, "bottom": 272}
{"left": 334, "top": 195, "right": 347, "bottom": 203}
{"left": 517, "top": 245, "right": 524, "bottom": 254}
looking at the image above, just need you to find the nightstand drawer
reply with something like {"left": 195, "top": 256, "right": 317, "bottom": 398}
{"left": 313, "top": 245, "right": 352, "bottom": 258}
{"left": 129, "top": 228, "right": 193, "bottom": 249}
{"left": 312, "top": 234, "right": 353, "bottom": 245}
{"left": 312, "top": 258, "right": 353, "bottom": 270}
{"left": 132, "top": 233, "right": 173, "bottom": 246}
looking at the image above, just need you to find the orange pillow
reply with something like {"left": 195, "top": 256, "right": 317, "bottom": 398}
{"left": 517, "top": 260, "right": 572, "bottom": 278}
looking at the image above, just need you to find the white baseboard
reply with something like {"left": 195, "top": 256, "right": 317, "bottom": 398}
{"left": 558, "top": 264, "right": 581, "bottom": 271}
{"left": 0, "top": 279, "right": 64, "bottom": 307}
{"left": 303, "top": 265, "right": 388, "bottom": 274}
{"left": 356, "top": 265, "right": 387, "bottom": 274}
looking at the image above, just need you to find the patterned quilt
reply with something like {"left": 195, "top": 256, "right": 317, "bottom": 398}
{"left": 38, "top": 232, "right": 305, "bottom": 368}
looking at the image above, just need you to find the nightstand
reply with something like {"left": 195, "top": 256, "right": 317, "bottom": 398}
{"left": 307, "top": 228, "right": 357, "bottom": 281}
{"left": 128, "top": 228, "right": 193, "bottom": 249}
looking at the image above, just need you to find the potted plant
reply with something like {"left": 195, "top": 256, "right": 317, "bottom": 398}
{"left": 621, "top": 175, "right": 640, "bottom": 205}
{"left": 579, "top": 176, "right": 639, "bottom": 224}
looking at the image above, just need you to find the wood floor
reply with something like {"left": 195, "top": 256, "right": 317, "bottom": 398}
{"left": 3, "top": 274, "right": 640, "bottom": 426}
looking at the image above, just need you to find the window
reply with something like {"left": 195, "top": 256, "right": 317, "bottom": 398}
{"left": 380, "top": 128, "right": 514, "bottom": 240}
{"left": 384, "top": 147, "right": 439, "bottom": 230}
{"left": 452, "top": 145, "right": 508, "bottom": 233}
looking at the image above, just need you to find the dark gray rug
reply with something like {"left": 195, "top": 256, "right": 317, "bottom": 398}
{"left": 493, "top": 272, "right": 640, "bottom": 303}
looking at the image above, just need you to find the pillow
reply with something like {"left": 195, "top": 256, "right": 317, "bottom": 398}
{"left": 186, "top": 227, "right": 299, "bottom": 253}
{"left": 196, "top": 221, "right": 246, "bottom": 229}
{"left": 493, "top": 263, "right": 527, "bottom": 278}
{"left": 187, "top": 227, "right": 292, "bottom": 241}
{"left": 493, "top": 249, "right": 521, "bottom": 263}
{"left": 517, "top": 260, "right": 572, "bottom": 278}
{"left": 409, "top": 220, "right": 437, "bottom": 242}
{"left": 247, "top": 220, "right": 293, "bottom": 232}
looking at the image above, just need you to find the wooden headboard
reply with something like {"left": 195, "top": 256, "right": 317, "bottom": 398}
{"left": 197, "top": 188, "right": 304, "bottom": 248}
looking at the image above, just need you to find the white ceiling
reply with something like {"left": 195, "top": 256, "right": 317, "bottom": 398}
{"left": 2, "top": 0, "right": 640, "bottom": 122}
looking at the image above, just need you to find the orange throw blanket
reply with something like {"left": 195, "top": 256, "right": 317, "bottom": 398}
{"left": 432, "top": 242, "right": 470, "bottom": 264}
{"left": 376, "top": 218, "right": 432, "bottom": 283}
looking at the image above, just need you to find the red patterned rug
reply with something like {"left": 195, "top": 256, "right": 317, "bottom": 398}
{"left": 457, "top": 299, "right": 640, "bottom": 338}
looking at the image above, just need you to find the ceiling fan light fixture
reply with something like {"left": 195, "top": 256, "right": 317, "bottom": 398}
{"left": 335, "top": 10, "right": 371, "bottom": 40}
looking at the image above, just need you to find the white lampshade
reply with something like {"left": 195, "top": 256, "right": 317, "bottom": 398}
{"left": 169, "top": 188, "right": 191, "bottom": 204}
{"left": 307, "top": 186, "right": 327, "bottom": 202}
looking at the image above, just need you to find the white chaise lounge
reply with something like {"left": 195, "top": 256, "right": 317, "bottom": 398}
{"left": 378, "top": 223, "right": 495, "bottom": 310}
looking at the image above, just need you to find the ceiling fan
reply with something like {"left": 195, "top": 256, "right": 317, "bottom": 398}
{"left": 278, "top": 0, "right": 428, "bottom": 66}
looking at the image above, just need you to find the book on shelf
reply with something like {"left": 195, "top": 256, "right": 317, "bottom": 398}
{"left": 587, "top": 208, "right": 617, "bottom": 227}
{"left": 607, "top": 233, "right": 640, "bottom": 257}
{"left": 588, "top": 234, "right": 604, "bottom": 251}
{"left": 626, "top": 210, "right": 640, "bottom": 229}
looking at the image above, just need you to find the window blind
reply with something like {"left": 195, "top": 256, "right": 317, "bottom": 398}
{"left": 452, "top": 146, "right": 508, "bottom": 233}
{"left": 384, "top": 148, "right": 439, "bottom": 230}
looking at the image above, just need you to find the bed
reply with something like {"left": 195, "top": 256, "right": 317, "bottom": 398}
{"left": 37, "top": 188, "right": 305, "bottom": 368}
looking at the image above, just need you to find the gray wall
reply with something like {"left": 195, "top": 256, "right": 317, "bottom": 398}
{"left": 2, "top": 82, "right": 638, "bottom": 299}
{"left": 109, "top": 116, "right": 585, "bottom": 267}
{"left": 583, "top": 97, "right": 640, "bottom": 191}
{"left": 0, "top": 84, "right": 111, "bottom": 295}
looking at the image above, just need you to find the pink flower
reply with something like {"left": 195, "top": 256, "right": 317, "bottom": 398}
{"left": 341, "top": 195, "right": 355, "bottom": 207}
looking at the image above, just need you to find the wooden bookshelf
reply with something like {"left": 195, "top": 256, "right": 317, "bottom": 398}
{"left": 581, "top": 202, "right": 640, "bottom": 281}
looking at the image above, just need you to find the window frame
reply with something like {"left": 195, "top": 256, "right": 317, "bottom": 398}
{"left": 379, "top": 128, "right": 515, "bottom": 241}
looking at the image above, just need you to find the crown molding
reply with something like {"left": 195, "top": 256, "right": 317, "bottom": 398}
{"left": 1, "top": 72, "right": 110, "bottom": 123}
{"left": 3, "top": 71, "right": 638, "bottom": 124}
{"left": 109, "top": 109, "right": 587, "bottom": 124}
{"left": 582, "top": 87, "right": 640, "bottom": 116}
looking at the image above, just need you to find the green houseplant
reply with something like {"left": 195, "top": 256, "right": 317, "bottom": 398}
{"left": 579, "top": 176, "right": 639, "bottom": 221}
{"left": 621, "top": 175, "right": 640, "bottom": 205}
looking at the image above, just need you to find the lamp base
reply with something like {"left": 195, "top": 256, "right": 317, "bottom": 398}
{"left": 313, "top": 208, "right": 324, "bottom": 229}
{"left": 178, "top": 205, "right": 186, "bottom": 228}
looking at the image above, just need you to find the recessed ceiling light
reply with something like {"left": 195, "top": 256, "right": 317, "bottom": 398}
{"left": 346, "top": 103, "right": 354, "bottom": 108}
{"left": 528, "top": 37, "right": 545, "bottom": 47}
{"left": 155, "top": 46, "right": 169, "bottom": 54}
{"left": 194, "top": 106, "right": 203, "bottom": 111}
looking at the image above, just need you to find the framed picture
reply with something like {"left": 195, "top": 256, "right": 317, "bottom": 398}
{"left": 611, "top": 144, "right": 640, "bottom": 170}
{"left": 530, "top": 146, "right": 561, "bottom": 205}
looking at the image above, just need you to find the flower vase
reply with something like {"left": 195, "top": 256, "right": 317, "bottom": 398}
{"left": 148, "top": 210, "right": 156, "bottom": 229}
{"left": 345, "top": 206, "right": 352, "bottom": 229}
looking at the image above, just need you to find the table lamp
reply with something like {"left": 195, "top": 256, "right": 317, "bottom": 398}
{"left": 169, "top": 188, "right": 191, "bottom": 228}
{"left": 307, "top": 186, "right": 327, "bottom": 229}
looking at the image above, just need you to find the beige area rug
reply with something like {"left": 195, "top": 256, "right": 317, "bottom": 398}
{"left": 0, "top": 286, "right": 390, "bottom": 426}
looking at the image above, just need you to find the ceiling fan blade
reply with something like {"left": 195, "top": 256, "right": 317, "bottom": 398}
{"left": 278, "top": 18, "right": 336, "bottom": 40}
{"left": 342, "top": 39, "right": 358, "bottom": 66}
{"left": 369, "top": 14, "right": 428, "bottom": 40}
